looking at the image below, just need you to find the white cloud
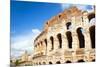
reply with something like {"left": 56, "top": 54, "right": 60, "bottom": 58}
{"left": 61, "top": 4, "right": 94, "bottom": 12}
{"left": 11, "top": 29, "right": 41, "bottom": 58}
{"left": 61, "top": 4, "right": 71, "bottom": 10}
{"left": 75, "top": 5, "right": 94, "bottom": 12}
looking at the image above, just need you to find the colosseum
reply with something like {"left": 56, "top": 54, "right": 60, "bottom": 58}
{"left": 32, "top": 6, "right": 95, "bottom": 66}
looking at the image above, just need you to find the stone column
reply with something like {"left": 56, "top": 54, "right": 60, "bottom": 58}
{"left": 82, "top": 11, "right": 89, "bottom": 27}
{"left": 84, "top": 27, "right": 91, "bottom": 62}
{"left": 38, "top": 42, "right": 41, "bottom": 54}
{"left": 71, "top": 30, "right": 79, "bottom": 62}
{"left": 62, "top": 33, "right": 68, "bottom": 50}
{"left": 84, "top": 28, "right": 91, "bottom": 49}
{"left": 46, "top": 38, "right": 50, "bottom": 55}
{"left": 72, "top": 30, "right": 79, "bottom": 50}
{"left": 35, "top": 44, "right": 38, "bottom": 55}
{"left": 61, "top": 19, "right": 68, "bottom": 50}
{"left": 60, "top": 31, "right": 68, "bottom": 63}
{"left": 42, "top": 41, "right": 46, "bottom": 55}
{"left": 54, "top": 34, "right": 59, "bottom": 51}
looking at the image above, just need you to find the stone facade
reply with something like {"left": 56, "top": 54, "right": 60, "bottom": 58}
{"left": 32, "top": 6, "right": 95, "bottom": 65}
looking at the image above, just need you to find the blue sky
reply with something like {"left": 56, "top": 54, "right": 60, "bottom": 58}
{"left": 11, "top": 1, "right": 62, "bottom": 37}
{"left": 10, "top": 0, "right": 94, "bottom": 58}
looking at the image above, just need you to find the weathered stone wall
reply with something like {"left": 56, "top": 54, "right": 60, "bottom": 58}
{"left": 32, "top": 6, "right": 95, "bottom": 65}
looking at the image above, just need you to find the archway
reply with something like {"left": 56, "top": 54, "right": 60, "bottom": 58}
{"left": 56, "top": 61, "right": 61, "bottom": 64}
{"left": 50, "top": 36, "right": 54, "bottom": 50}
{"left": 92, "top": 59, "right": 95, "bottom": 62}
{"left": 66, "top": 31, "right": 73, "bottom": 48}
{"left": 78, "top": 59, "right": 85, "bottom": 62}
{"left": 57, "top": 33, "right": 62, "bottom": 48}
{"left": 44, "top": 39, "right": 47, "bottom": 47}
{"left": 66, "top": 22, "right": 71, "bottom": 29}
{"left": 43, "top": 62, "right": 46, "bottom": 64}
{"left": 49, "top": 61, "right": 52, "bottom": 64}
{"left": 77, "top": 27, "right": 85, "bottom": 48}
{"left": 39, "top": 62, "right": 41, "bottom": 65}
{"left": 89, "top": 26, "right": 95, "bottom": 48}
{"left": 65, "top": 60, "right": 72, "bottom": 63}
{"left": 88, "top": 13, "right": 95, "bottom": 22}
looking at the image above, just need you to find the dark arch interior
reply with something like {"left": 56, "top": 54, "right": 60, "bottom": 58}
{"left": 66, "top": 22, "right": 71, "bottom": 29}
{"left": 49, "top": 62, "right": 52, "bottom": 64}
{"left": 56, "top": 61, "right": 61, "bottom": 64}
{"left": 41, "top": 41, "right": 43, "bottom": 46}
{"left": 39, "top": 62, "right": 41, "bottom": 65}
{"left": 92, "top": 59, "right": 95, "bottom": 62}
{"left": 43, "top": 62, "right": 46, "bottom": 64}
{"left": 44, "top": 39, "right": 47, "bottom": 47}
{"left": 50, "top": 36, "right": 54, "bottom": 50}
{"left": 57, "top": 33, "right": 62, "bottom": 48}
{"left": 78, "top": 59, "right": 85, "bottom": 62}
{"left": 65, "top": 61, "right": 72, "bottom": 63}
{"left": 35, "top": 45, "right": 37, "bottom": 48}
{"left": 59, "top": 15, "right": 61, "bottom": 18}
{"left": 89, "top": 26, "right": 95, "bottom": 48}
{"left": 66, "top": 31, "right": 72, "bottom": 48}
{"left": 77, "top": 28, "right": 85, "bottom": 48}
{"left": 88, "top": 13, "right": 95, "bottom": 21}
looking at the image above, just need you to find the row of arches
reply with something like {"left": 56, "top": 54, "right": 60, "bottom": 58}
{"left": 49, "top": 26, "right": 95, "bottom": 50}
{"left": 34, "top": 59, "right": 95, "bottom": 65}
{"left": 35, "top": 13, "right": 95, "bottom": 51}
{"left": 65, "top": 13, "right": 95, "bottom": 30}
{"left": 35, "top": 25, "right": 95, "bottom": 51}
{"left": 66, "top": 25, "right": 95, "bottom": 49}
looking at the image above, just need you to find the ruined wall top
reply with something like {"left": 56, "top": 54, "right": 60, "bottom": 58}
{"left": 43, "top": 6, "right": 82, "bottom": 30}
{"left": 34, "top": 6, "right": 95, "bottom": 43}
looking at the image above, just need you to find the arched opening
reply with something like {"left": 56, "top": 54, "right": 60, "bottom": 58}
{"left": 66, "top": 22, "right": 71, "bottom": 29}
{"left": 44, "top": 39, "right": 47, "bottom": 47}
{"left": 66, "top": 31, "right": 73, "bottom": 48}
{"left": 39, "top": 62, "right": 41, "bottom": 65}
{"left": 89, "top": 26, "right": 95, "bottom": 48}
{"left": 57, "top": 33, "right": 62, "bottom": 48}
{"left": 40, "top": 41, "right": 43, "bottom": 46}
{"left": 56, "top": 61, "right": 61, "bottom": 64}
{"left": 78, "top": 59, "right": 85, "bottom": 62}
{"left": 43, "top": 62, "right": 46, "bottom": 64}
{"left": 92, "top": 59, "right": 95, "bottom": 62}
{"left": 38, "top": 43, "right": 40, "bottom": 47}
{"left": 65, "top": 61, "right": 72, "bottom": 63}
{"left": 77, "top": 28, "right": 85, "bottom": 48}
{"left": 39, "top": 42, "right": 41, "bottom": 48}
{"left": 34, "top": 45, "right": 37, "bottom": 52}
{"left": 59, "top": 15, "right": 61, "bottom": 18}
{"left": 50, "top": 36, "right": 54, "bottom": 50}
{"left": 88, "top": 13, "right": 95, "bottom": 22}
{"left": 49, "top": 62, "right": 52, "bottom": 64}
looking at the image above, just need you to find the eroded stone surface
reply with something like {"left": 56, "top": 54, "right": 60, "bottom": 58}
{"left": 32, "top": 6, "right": 95, "bottom": 65}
